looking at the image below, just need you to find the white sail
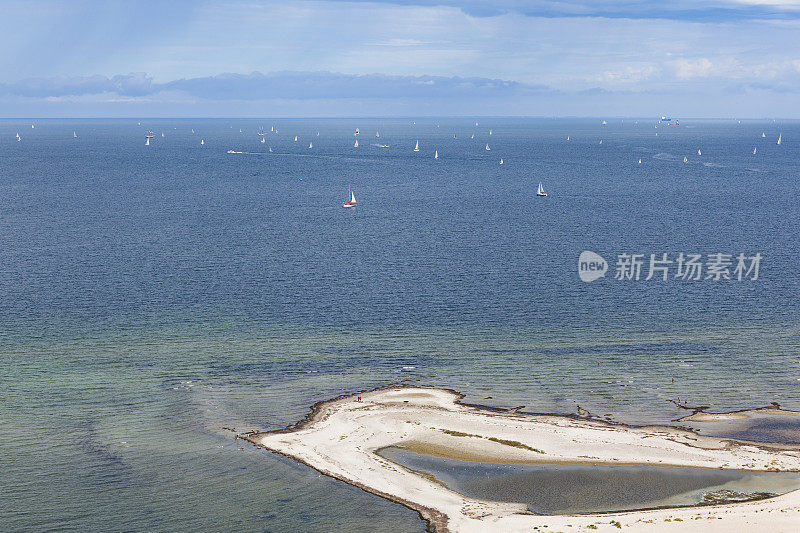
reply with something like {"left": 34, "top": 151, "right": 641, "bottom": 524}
{"left": 261, "top": 137, "right": 265, "bottom": 144}
{"left": 602, "top": 120, "right": 607, "bottom": 125}
{"left": 638, "top": 159, "right": 642, "bottom": 164}
{"left": 499, "top": 159, "right": 503, "bottom": 165}
{"left": 414, "top": 140, "right": 419, "bottom": 152}
{"left": 471, "top": 134, "right": 474, "bottom": 139}
{"left": 145, "top": 138, "right": 150, "bottom": 146}
{"left": 73, "top": 131, "right": 77, "bottom": 138}
{"left": 536, "top": 182, "right": 547, "bottom": 196}
{"left": 599, "top": 140, "right": 602, "bottom": 144}
{"left": 376, "top": 132, "right": 380, "bottom": 138}
{"left": 309, "top": 142, "right": 313, "bottom": 148}
{"left": 269, "top": 146, "right": 273, "bottom": 152}
{"left": 566, "top": 136, "right": 570, "bottom": 141}
{"left": 349, "top": 188, "right": 356, "bottom": 204}
{"left": 753, "top": 147, "right": 757, "bottom": 154}
{"left": 434, "top": 150, "right": 438, "bottom": 160}
{"left": 239, "top": 129, "right": 242, "bottom": 133}
{"left": 191, "top": 129, "right": 195, "bottom": 134}
{"left": 294, "top": 136, "right": 298, "bottom": 142}
{"left": 485, "top": 143, "right": 490, "bottom": 151}
{"left": 777, "top": 133, "right": 782, "bottom": 145}
{"left": 683, "top": 156, "right": 688, "bottom": 163}
{"left": 201, "top": 139, "right": 204, "bottom": 145}
{"left": 762, "top": 132, "right": 765, "bottom": 138}
{"left": 354, "top": 139, "right": 359, "bottom": 147}
{"left": 489, "top": 129, "right": 492, "bottom": 135}
{"left": 161, "top": 133, "right": 165, "bottom": 138}
{"left": 698, "top": 149, "right": 701, "bottom": 156}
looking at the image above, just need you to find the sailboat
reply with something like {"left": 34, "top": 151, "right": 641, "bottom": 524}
{"left": 761, "top": 132, "right": 765, "bottom": 138}
{"left": 489, "top": 129, "right": 493, "bottom": 136}
{"left": 599, "top": 140, "right": 602, "bottom": 144}
{"left": 485, "top": 143, "right": 490, "bottom": 151}
{"left": 376, "top": 132, "right": 380, "bottom": 138}
{"left": 638, "top": 159, "right": 642, "bottom": 164}
{"left": 566, "top": 135, "right": 570, "bottom": 141}
{"left": 271, "top": 126, "right": 274, "bottom": 132}
{"left": 309, "top": 142, "right": 313, "bottom": 149}
{"left": 342, "top": 186, "right": 357, "bottom": 208}
{"left": 777, "top": 133, "right": 782, "bottom": 145}
{"left": 145, "top": 138, "right": 150, "bottom": 146}
{"left": 239, "top": 129, "right": 242, "bottom": 133}
{"left": 414, "top": 140, "right": 419, "bottom": 152}
{"left": 73, "top": 131, "right": 77, "bottom": 138}
{"left": 536, "top": 182, "right": 547, "bottom": 197}
{"left": 683, "top": 156, "right": 688, "bottom": 163}
{"left": 601, "top": 120, "right": 607, "bottom": 125}
{"left": 753, "top": 147, "right": 757, "bottom": 155}
{"left": 471, "top": 134, "right": 474, "bottom": 139}
{"left": 316, "top": 131, "right": 319, "bottom": 137}
{"left": 269, "top": 146, "right": 273, "bottom": 153}
{"left": 354, "top": 139, "right": 359, "bottom": 147}
{"left": 434, "top": 150, "right": 438, "bottom": 160}
{"left": 201, "top": 139, "right": 204, "bottom": 145}
{"left": 161, "top": 133, "right": 165, "bottom": 138}
{"left": 191, "top": 129, "right": 195, "bottom": 134}
{"left": 697, "top": 149, "right": 702, "bottom": 156}
{"left": 261, "top": 137, "right": 265, "bottom": 144}
{"left": 499, "top": 159, "right": 503, "bottom": 165}
{"left": 294, "top": 136, "right": 298, "bottom": 142}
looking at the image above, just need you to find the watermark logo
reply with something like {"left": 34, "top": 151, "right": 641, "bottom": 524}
{"left": 578, "top": 251, "right": 762, "bottom": 282}
{"left": 578, "top": 251, "right": 608, "bottom": 283}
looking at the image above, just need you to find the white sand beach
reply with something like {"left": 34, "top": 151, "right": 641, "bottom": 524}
{"left": 245, "top": 388, "right": 800, "bottom": 532}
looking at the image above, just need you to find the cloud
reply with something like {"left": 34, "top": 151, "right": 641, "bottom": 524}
{"left": 0, "top": 71, "right": 554, "bottom": 101}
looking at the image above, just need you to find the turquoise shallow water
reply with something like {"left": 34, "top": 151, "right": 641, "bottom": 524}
{"left": 1, "top": 118, "right": 799, "bottom": 531}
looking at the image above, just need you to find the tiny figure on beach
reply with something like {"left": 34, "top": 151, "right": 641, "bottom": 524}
{"left": 357, "top": 396, "right": 362, "bottom": 402}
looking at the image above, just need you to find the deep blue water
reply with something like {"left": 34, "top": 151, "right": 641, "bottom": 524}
{"left": 1, "top": 118, "right": 798, "bottom": 531}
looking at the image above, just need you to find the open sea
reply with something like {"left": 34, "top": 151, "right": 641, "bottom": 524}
{"left": 1, "top": 118, "right": 798, "bottom": 531}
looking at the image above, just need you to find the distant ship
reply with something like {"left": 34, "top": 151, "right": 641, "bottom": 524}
{"left": 376, "top": 131, "right": 380, "bottom": 138}
{"left": 294, "top": 136, "right": 298, "bottom": 142}
{"left": 777, "top": 133, "right": 782, "bottom": 145}
{"left": 683, "top": 156, "right": 688, "bottom": 163}
{"left": 414, "top": 140, "right": 419, "bottom": 152}
{"left": 308, "top": 142, "right": 313, "bottom": 149}
{"left": 485, "top": 143, "right": 490, "bottom": 151}
{"left": 73, "top": 131, "right": 77, "bottom": 138}
{"left": 499, "top": 158, "right": 503, "bottom": 165}
{"left": 200, "top": 139, "right": 204, "bottom": 145}
{"left": 762, "top": 132, "right": 766, "bottom": 138}
{"left": 697, "top": 149, "right": 702, "bottom": 156}
{"left": 536, "top": 182, "right": 547, "bottom": 197}
{"left": 638, "top": 159, "right": 642, "bottom": 164}
{"left": 601, "top": 120, "right": 607, "bottom": 125}
{"left": 434, "top": 150, "right": 438, "bottom": 160}
{"left": 354, "top": 139, "right": 359, "bottom": 147}
{"left": 342, "top": 186, "right": 357, "bottom": 208}
{"left": 753, "top": 147, "right": 757, "bottom": 155}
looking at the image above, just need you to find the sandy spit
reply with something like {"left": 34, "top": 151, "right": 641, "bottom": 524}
{"left": 243, "top": 387, "right": 800, "bottom": 532}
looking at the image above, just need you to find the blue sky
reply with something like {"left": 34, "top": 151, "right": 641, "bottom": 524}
{"left": 2, "top": 0, "right": 800, "bottom": 116}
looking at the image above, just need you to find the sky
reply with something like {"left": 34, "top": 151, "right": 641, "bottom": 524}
{"left": 1, "top": 0, "right": 799, "bottom": 117}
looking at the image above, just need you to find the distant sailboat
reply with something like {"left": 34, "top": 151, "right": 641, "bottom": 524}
{"left": 269, "top": 146, "right": 273, "bottom": 152}
{"left": 414, "top": 140, "right": 419, "bottom": 152}
{"left": 294, "top": 136, "right": 298, "bottom": 142}
{"left": 261, "top": 137, "right": 265, "bottom": 144}
{"left": 354, "top": 139, "right": 359, "bottom": 147}
{"left": 316, "top": 131, "right": 319, "bottom": 137}
{"left": 342, "top": 186, "right": 357, "bottom": 208}
{"left": 434, "top": 150, "right": 438, "bottom": 160}
{"left": 453, "top": 134, "right": 457, "bottom": 139}
{"left": 376, "top": 131, "right": 380, "bottom": 138}
{"left": 601, "top": 120, "right": 607, "bottom": 125}
{"left": 499, "top": 158, "right": 504, "bottom": 165}
{"left": 309, "top": 142, "right": 313, "bottom": 149}
{"left": 161, "top": 133, "right": 165, "bottom": 138}
{"left": 536, "top": 182, "right": 547, "bottom": 197}
{"left": 145, "top": 138, "right": 150, "bottom": 146}
{"left": 697, "top": 149, "right": 702, "bottom": 156}
{"left": 489, "top": 129, "right": 492, "bottom": 136}
{"left": 638, "top": 159, "right": 642, "bottom": 164}
{"left": 201, "top": 139, "right": 204, "bottom": 145}
{"left": 471, "top": 134, "right": 474, "bottom": 139}
{"left": 777, "top": 133, "right": 782, "bottom": 145}
{"left": 566, "top": 135, "right": 570, "bottom": 141}
{"left": 239, "top": 129, "right": 242, "bottom": 133}
{"left": 683, "top": 156, "right": 688, "bottom": 163}
{"left": 753, "top": 147, "right": 757, "bottom": 155}
{"left": 73, "top": 131, "right": 77, "bottom": 138}
{"left": 485, "top": 143, "right": 490, "bottom": 151}
{"left": 191, "top": 129, "right": 195, "bottom": 134}
{"left": 599, "top": 140, "right": 602, "bottom": 144}
{"left": 762, "top": 132, "right": 766, "bottom": 138}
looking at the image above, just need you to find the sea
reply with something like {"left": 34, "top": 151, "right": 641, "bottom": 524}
{"left": 1, "top": 118, "right": 798, "bottom": 531}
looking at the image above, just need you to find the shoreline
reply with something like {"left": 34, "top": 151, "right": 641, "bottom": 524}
{"left": 242, "top": 387, "right": 800, "bottom": 532}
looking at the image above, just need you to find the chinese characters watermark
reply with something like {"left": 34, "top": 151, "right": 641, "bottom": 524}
{"left": 579, "top": 251, "right": 761, "bottom": 283}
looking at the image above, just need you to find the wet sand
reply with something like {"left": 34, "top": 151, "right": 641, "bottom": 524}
{"left": 244, "top": 387, "right": 800, "bottom": 532}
